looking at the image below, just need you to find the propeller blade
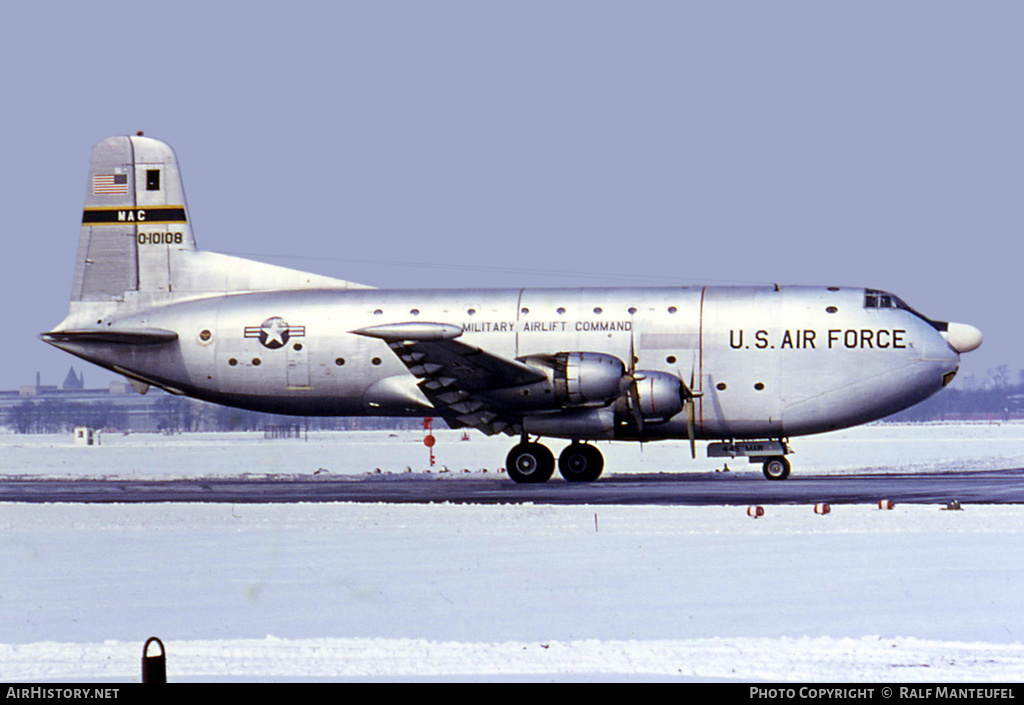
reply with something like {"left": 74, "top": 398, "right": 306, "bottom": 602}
{"left": 676, "top": 365, "right": 701, "bottom": 459}
{"left": 629, "top": 376, "right": 643, "bottom": 433}
{"left": 686, "top": 398, "right": 696, "bottom": 459}
{"left": 623, "top": 333, "right": 644, "bottom": 433}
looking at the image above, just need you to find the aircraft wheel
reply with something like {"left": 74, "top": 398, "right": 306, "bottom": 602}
{"left": 558, "top": 442, "right": 604, "bottom": 482}
{"left": 506, "top": 442, "right": 555, "bottom": 484}
{"left": 762, "top": 456, "right": 791, "bottom": 481}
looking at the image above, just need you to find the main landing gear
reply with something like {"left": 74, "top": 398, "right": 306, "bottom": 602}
{"left": 505, "top": 440, "right": 605, "bottom": 484}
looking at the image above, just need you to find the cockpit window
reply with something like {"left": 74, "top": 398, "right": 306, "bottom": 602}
{"left": 864, "top": 290, "right": 893, "bottom": 309}
{"left": 864, "top": 289, "right": 943, "bottom": 330}
{"left": 865, "top": 289, "right": 915, "bottom": 311}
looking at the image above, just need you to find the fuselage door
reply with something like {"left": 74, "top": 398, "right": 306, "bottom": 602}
{"left": 287, "top": 340, "right": 311, "bottom": 388}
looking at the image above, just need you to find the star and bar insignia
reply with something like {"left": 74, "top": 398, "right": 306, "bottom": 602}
{"left": 244, "top": 317, "right": 306, "bottom": 349}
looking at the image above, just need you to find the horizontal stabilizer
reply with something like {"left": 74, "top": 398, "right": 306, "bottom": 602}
{"left": 40, "top": 328, "right": 179, "bottom": 346}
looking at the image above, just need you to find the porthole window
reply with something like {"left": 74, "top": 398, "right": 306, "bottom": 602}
{"left": 594, "top": 307, "right": 603, "bottom": 314}
{"left": 666, "top": 356, "right": 677, "bottom": 364}
{"left": 467, "top": 308, "right": 476, "bottom": 316}
{"left": 628, "top": 307, "right": 637, "bottom": 315}
{"left": 826, "top": 306, "right": 838, "bottom": 314}
{"left": 335, "top": 358, "right": 345, "bottom": 366}
{"left": 668, "top": 306, "right": 677, "bottom": 314}
{"left": 754, "top": 382, "right": 765, "bottom": 391}
{"left": 293, "top": 343, "right": 303, "bottom": 351}
{"left": 557, "top": 307, "right": 566, "bottom": 315}
{"left": 228, "top": 358, "right": 238, "bottom": 367}
{"left": 371, "top": 357, "right": 382, "bottom": 366}
{"left": 716, "top": 382, "right": 727, "bottom": 391}
{"left": 521, "top": 307, "right": 530, "bottom": 315}
{"left": 374, "top": 309, "right": 383, "bottom": 316}
{"left": 410, "top": 308, "right": 420, "bottom": 316}
{"left": 252, "top": 358, "right": 262, "bottom": 367}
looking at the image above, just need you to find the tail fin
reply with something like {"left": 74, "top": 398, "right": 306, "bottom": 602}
{"left": 74, "top": 135, "right": 196, "bottom": 303}
{"left": 68, "top": 134, "right": 370, "bottom": 323}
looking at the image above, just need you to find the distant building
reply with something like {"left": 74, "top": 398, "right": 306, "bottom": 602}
{"left": 1, "top": 370, "right": 173, "bottom": 433}
{"left": 62, "top": 366, "right": 85, "bottom": 391}
{"left": 0, "top": 371, "right": 426, "bottom": 433}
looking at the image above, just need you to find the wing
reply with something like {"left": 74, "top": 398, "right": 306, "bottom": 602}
{"left": 353, "top": 323, "right": 546, "bottom": 435}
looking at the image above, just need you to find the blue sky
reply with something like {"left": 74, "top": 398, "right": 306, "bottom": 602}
{"left": 2, "top": 1, "right": 1019, "bottom": 390}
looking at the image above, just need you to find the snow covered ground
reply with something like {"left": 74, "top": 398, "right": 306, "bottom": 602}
{"left": 2, "top": 423, "right": 1024, "bottom": 682}
{"left": 4, "top": 420, "right": 1024, "bottom": 479}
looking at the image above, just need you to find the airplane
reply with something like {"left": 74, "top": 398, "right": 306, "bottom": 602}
{"left": 42, "top": 134, "right": 983, "bottom": 483}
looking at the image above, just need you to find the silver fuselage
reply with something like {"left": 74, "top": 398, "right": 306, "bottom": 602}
{"left": 49, "top": 284, "right": 960, "bottom": 441}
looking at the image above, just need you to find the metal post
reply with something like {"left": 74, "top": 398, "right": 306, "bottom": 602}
{"left": 142, "top": 637, "right": 166, "bottom": 683}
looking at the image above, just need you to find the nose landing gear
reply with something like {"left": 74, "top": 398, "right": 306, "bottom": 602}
{"left": 707, "top": 440, "right": 793, "bottom": 481}
{"left": 761, "top": 455, "right": 791, "bottom": 481}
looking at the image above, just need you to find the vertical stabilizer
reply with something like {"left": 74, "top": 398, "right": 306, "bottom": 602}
{"left": 74, "top": 135, "right": 196, "bottom": 303}
{"left": 64, "top": 135, "right": 371, "bottom": 327}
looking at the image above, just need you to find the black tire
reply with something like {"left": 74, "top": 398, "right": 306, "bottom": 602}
{"left": 558, "top": 443, "right": 604, "bottom": 482}
{"left": 505, "top": 442, "right": 555, "bottom": 484}
{"left": 762, "top": 456, "right": 791, "bottom": 481}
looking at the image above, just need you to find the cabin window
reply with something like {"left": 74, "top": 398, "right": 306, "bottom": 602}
{"left": 335, "top": 358, "right": 345, "bottom": 366}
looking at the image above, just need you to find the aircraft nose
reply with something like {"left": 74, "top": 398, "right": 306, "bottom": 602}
{"left": 943, "top": 322, "right": 983, "bottom": 354}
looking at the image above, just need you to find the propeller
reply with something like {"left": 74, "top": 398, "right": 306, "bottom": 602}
{"left": 621, "top": 334, "right": 646, "bottom": 434}
{"left": 678, "top": 367, "right": 702, "bottom": 459}
{"left": 620, "top": 335, "right": 702, "bottom": 458}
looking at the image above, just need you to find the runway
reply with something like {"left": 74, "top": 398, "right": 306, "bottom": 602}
{"left": 2, "top": 468, "right": 1023, "bottom": 505}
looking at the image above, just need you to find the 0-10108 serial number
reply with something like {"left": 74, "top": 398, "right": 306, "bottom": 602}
{"left": 137, "top": 232, "right": 184, "bottom": 245}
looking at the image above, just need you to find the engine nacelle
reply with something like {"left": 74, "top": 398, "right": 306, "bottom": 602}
{"left": 630, "top": 370, "right": 684, "bottom": 422}
{"left": 519, "top": 352, "right": 626, "bottom": 407}
{"left": 523, "top": 407, "right": 615, "bottom": 438}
